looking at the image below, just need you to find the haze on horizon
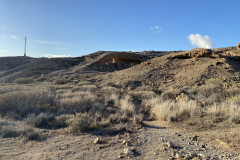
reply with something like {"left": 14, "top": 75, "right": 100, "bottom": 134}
{"left": 0, "top": 0, "right": 239, "bottom": 57}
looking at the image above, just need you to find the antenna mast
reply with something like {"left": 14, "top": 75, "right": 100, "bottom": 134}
{"left": 24, "top": 37, "right": 27, "bottom": 57}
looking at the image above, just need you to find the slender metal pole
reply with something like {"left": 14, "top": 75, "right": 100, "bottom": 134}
{"left": 24, "top": 37, "right": 27, "bottom": 57}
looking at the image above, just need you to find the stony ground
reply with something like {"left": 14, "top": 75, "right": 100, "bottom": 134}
{"left": 0, "top": 120, "right": 239, "bottom": 160}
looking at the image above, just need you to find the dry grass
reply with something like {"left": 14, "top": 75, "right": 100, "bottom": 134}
{"left": 26, "top": 113, "right": 55, "bottom": 128}
{"left": 54, "top": 78, "right": 70, "bottom": 85}
{"left": 148, "top": 97, "right": 199, "bottom": 122}
{"left": 119, "top": 95, "right": 136, "bottom": 116}
{"left": 0, "top": 87, "right": 54, "bottom": 119}
{"left": 129, "top": 90, "right": 156, "bottom": 99}
{"left": 13, "top": 78, "right": 34, "bottom": 84}
{"left": 66, "top": 113, "right": 95, "bottom": 134}
{"left": 206, "top": 102, "right": 240, "bottom": 124}
{"left": 0, "top": 125, "right": 45, "bottom": 141}
{"left": 101, "top": 86, "right": 120, "bottom": 93}
{"left": 57, "top": 91, "right": 104, "bottom": 114}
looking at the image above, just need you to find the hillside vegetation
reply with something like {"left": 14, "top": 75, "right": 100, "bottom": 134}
{"left": 1, "top": 47, "right": 240, "bottom": 159}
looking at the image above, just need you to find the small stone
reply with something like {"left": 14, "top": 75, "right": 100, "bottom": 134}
{"left": 192, "top": 157, "right": 200, "bottom": 160}
{"left": 190, "top": 151, "right": 197, "bottom": 157}
{"left": 198, "top": 153, "right": 206, "bottom": 158}
{"left": 184, "top": 154, "right": 192, "bottom": 160}
{"left": 164, "top": 141, "right": 176, "bottom": 148}
{"left": 192, "top": 135, "right": 198, "bottom": 141}
{"left": 116, "top": 134, "right": 120, "bottom": 139}
{"left": 160, "top": 147, "right": 167, "bottom": 151}
{"left": 123, "top": 148, "right": 134, "bottom": 156}
{"left": 122, "top": 140, "right": 127, "bottom": 144}
{"left": 175, "top": 153, "right": 181, "bottom": 158}
{"left": 118, "top": 155, "right": 124, "bottom": 158}
{"left": 94, "top": 137, "right": 100, "bottom": 144}
{"left": 200, "top": 143, "right": 206, "bottom": 148}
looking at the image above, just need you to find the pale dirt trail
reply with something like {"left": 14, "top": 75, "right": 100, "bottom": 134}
{"left": 0, "top": 121, "right": 240, "bottom": 160}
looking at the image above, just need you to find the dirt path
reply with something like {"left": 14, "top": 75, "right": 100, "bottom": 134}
{"left": 133, "top": 121, "right": 239, "bottom": 160}
{"left": 0, "top": 121, "right": 239, "bottom": 160}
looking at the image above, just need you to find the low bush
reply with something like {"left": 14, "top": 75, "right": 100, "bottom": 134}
{"left": 0, "top": 126, "right": 19, "bottom": 138}
{"left": 54, "top": 78, "right": 69, "bottom": 85}
{"left": 20, "top": 128, "right": 46, "bottom": 141}
{"left": 55, "top": 114, "right": 73, "bottom": 128}
{"left": 13, "top": 78, "right": 34, "bottom": 84}
{"left": 149, "top": 97, "right": 199, "bottom": 122}
{"left": 119, "top": 95, "right": 136, "bottom": 116}
{"left": 230, "top": 113, "right": 240, "bottom": 124}
{"left": 66, "top": 113, "right": 94, "bottom": 134}
{"left": 26, "top": 113, "right": 55, "bottom": 128}
{"left": 58, "top": 91, "right": 104, "bottom": 114}
{"left": 0, "top": 88, "right": 54, "bottom": 119}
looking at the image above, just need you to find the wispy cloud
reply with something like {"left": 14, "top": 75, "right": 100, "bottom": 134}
{"left": 0, "top": 50, "right": 10, "bottom": 53}
{"left": 0, "top": 24, "right": 12, "bottom": 32}
{"left": 10, "top": 35, "right": 19, "bottom": 39}
{"left": 43, "top": 54, "right": 72, "bottom": 58}
{"left": 1, "top": 34, "right": 20, "bottom": 39}
{"left": 36, "top": 40, "right": 67, "bottom": 45}
{"left": 188, "top": 34, "right": 215, "bottom": 49}
{"left": 150, "top": 26, "right": 162, "bottom": 33}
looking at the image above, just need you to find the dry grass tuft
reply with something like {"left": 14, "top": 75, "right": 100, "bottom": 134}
{"left": 66, "top": 113, "right": 95, "bottom": 134}
{"left": 26, "top": 113, "right": 55, "bottom": 128}
{"left": 149, "top": 97, "right": 199, "bottom": 122}
{"left": 13, "top": 78, "right": 34, "bottom": 84}
{"left": 57, "top": 91, "right": 104, "bottom": 114}
{"left": 0, "top": 88, "right": 54, "bottom": 119}
{"left": 119, "top": 95, "right": 136, "bottom": 116}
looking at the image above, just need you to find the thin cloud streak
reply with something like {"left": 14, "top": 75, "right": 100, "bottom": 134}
{"left": 0, "top": 24, "right": 12, "bottom": 32}
{"left": 43, "top": 54, "right": 72, "bottom": 58}
{"left": 36, "top": 40, "right": 67, "bottom": 45}
{"left": 10, "top": 35, "right": 19, "bottom": 39}
{"left": 0, "top": 50, "right": 10, "bottom": 53}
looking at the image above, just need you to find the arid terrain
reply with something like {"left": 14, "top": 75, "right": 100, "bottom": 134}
{"left": 1, "top": 47, "right": 240, "bottom": 160}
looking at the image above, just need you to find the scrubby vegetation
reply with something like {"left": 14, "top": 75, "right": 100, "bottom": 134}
{"left": 0, "top": 83, "right": 144, "bottom": 136}
{"left": 0, "top": 79, "right": 239, "bottom": 141}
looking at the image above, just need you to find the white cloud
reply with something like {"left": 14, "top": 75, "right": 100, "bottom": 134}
{"left": 10, "top": 35, "right": 19, "bottom": 39}
{"left": 43, "top": 54, "right": 72, "bottom": 58}
{"left": 188, "top": 34, "right": 215, "bottom": 48}
{"left": 36, "top": 40, "right": 66, "bottom": 45}
{"left": 0, "top": 50, "right": 9, "bottom": 53}
{"left": 150, "top": 25, "right": 162, "bottom": 33}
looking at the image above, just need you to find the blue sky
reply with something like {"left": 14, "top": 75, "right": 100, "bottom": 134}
{"left": 0, "top": 0, "right": 240, "bottom": 57}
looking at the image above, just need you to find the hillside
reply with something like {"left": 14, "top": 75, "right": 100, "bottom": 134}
{"left": 1, "top": 47, "right": 240, "bottom": 159}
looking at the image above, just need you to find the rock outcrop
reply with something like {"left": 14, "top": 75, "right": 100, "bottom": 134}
{"left": 171, "top": 48, "right": 219, "bottom": 59}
